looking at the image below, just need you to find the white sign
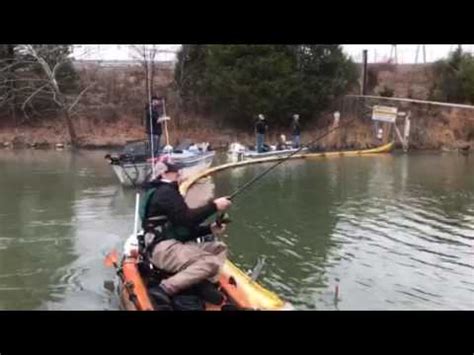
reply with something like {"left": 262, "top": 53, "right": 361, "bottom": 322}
{"left": 372, "top": 105, "right": 398, "bottom": 123}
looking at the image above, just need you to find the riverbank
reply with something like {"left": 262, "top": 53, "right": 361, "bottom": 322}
{"left": 0, "top": 119, "right": 471, "bottom": 152}
{"left": 2, "top": 60, "right": 473, "bottom": 152}
{"left": 0, "top": 100, "right": 472, "bottom": 152}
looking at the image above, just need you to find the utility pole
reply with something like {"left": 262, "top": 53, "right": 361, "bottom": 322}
{"left": 416, "top": 45, "right": 427, "bottom": 64}
{"left": 361, "top": 49, "right": 368, "bottom": 95}
{"left": 389, "top": 45, "right": 398, "bottom": 64}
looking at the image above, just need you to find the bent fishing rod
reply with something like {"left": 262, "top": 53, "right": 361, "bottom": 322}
{"left": 227, "top": 116, "right": 357, "bottom": 201}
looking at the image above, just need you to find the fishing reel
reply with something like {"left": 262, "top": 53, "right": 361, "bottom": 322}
{"left": 215, "top": 212, "right": 231, "bottom": 227}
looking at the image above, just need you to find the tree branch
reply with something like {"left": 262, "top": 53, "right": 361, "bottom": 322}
{"left": 52, "top": 90, "right": 63, "bottom": 108}
{"left": 21, "top": 83, "right": 50, "bottom": 112}
{"left": 52, "top": 59, "right": 67, "bottom": 79}
{"left": 67, "top": 83, "right": 95, "bottom": 112}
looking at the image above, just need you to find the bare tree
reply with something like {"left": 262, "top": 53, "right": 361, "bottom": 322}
{"left": 130, "top": 45, "right": 177, "bottom": 124}
{"left": 130, "top": 45, "right": 158, "bottom": 124}
{"left": 0, "top": 45, "right": 94, "bottom": 147}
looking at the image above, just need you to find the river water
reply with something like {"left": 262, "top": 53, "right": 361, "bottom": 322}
{"left": 0, "top": 150, "right": 472, "bottom": 310}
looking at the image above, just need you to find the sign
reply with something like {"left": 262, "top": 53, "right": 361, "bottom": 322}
{"left": 372, "top": 105, "right": 398, "bottom": 123}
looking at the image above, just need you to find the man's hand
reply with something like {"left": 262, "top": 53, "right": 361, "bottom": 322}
{"left": 213, "top": 197, "right": 232, "bottom": 211}
{"left": 158, "top": 116, "right": 171, "bottom": 123}
{"left": 211, "top": 222, "right": 227, "bottom": 237}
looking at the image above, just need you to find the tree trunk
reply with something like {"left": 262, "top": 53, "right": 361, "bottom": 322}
{"left": 62, "top": 107, "right": 77, "bottom": 147}
{"left": 150, "top": 60, "right": 155, "bottom": 96}
{"left": 6, "top": 45, "right": 17, "bottom": 124}
{"left": 143, "top": 61, "right": 149, "bottom": 126}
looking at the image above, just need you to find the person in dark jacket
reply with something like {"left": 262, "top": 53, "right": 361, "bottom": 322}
{"left": 141, "top": 159, "right": 232, "bottom": 304}
{"left": 255, "top": 114, "right": 267, "bottom": 153}
{"left": 291, "top": 114, "right": 301, "bottom": 148}
{"left": 145, "top": 96, "right": 166, "bottom": 155}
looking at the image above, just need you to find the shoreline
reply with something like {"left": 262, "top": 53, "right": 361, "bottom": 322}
{"left": 0, "top": 139, "right": 469, "bottom": 153}
{"left": 0, "top": 116, "right": 471, "bottom": 153}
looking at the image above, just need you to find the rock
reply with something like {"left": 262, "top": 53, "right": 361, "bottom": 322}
{"left": 11, "top": 136, "right": 27, "bottom": 149}
{"left": 35, "top": 141, "right": 51, "bottom": 149}
{"left": 458, "top": 143, "right": 470, "bottom": 155}
{"left": 459, "top": 143, "right": 470, "bottom": 151}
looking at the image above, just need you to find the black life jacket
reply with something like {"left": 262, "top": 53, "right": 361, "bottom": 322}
{"left": 139, "top": 185, "right": 193, "bottom": 253}
{"left": 139, "top": 187, "right": 171, "bottom": 257}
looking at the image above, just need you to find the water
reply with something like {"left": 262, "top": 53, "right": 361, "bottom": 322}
{"left": 0, "top": 150, "right": 472, "bottom": 310}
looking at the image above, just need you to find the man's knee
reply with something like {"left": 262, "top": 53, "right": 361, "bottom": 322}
{"left": 213, "top": 241, "right": 228, "bottom": 255}
{"left": 202, "top": 256, "right": 222, "bottom": 278}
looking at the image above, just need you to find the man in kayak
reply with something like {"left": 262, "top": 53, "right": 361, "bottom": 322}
{"left": 255, "top": 114, "right": 268, "bottom": 153}
{"left": 291, "top": 114, "right": 301, "bottom": 148}
{"left": 140, "top": 159, "right": 232, "bottom": 305}
{"left": 145, "top": 96, "right": 167, "bottom": 156}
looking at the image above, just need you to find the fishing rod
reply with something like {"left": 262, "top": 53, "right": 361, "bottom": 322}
{"left": 227, "top": 116, "right": 357, "bottom": 201}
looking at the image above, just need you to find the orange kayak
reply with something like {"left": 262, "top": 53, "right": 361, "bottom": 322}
{"left": 115, "top": 244, "right": 292, "bottom": 311}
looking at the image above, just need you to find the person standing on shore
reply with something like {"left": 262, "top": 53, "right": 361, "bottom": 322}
{"left": 255, "top": 114, "right": 267, "bottom": 153}
{"left": 291, "top": 114, "right": 301, "bottom": 148}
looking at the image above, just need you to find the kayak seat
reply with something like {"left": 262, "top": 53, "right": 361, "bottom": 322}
{"left": 141, "top": 262, "right": 225, "bottom": 310}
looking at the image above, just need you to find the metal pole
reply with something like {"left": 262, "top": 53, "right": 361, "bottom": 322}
{"left": 361, "top": 50, "right": 368, "bottom": 95}
{"left": 146, "top": 47, "right": 155, "bottom": 178}
{"left": 162, "top": 98, "right": 170, "bottom": 147}
{"left": 133, "top": 193, "right": 140, "bottom": 236}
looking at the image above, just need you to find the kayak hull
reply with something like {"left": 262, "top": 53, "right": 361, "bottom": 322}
{"left": 117, "top": 249, "right": 291, "bottom": 311}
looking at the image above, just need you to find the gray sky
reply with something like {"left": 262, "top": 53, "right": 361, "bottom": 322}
{"left": 344, "top": 45, "right": 473, "bottom": 63}
{"left": 73, "top": 45, "right": 474, "bottom": 64}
